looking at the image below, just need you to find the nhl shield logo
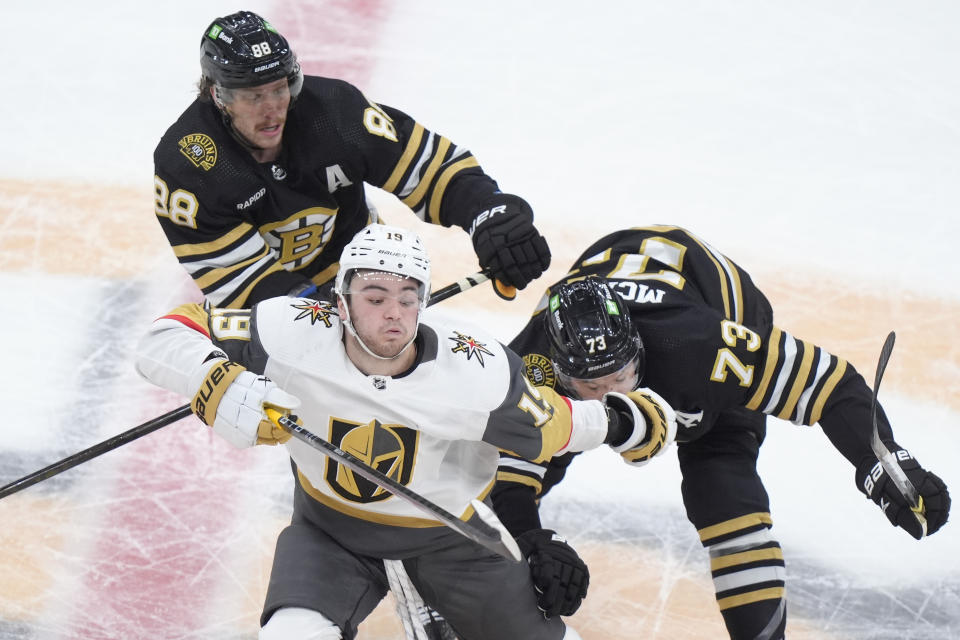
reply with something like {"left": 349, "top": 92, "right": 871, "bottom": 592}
{"left": 325, "top": 418, "right": 418, "bottom": 503}
{"left": 177, "top": 133, "right": 218, "bottom": 171}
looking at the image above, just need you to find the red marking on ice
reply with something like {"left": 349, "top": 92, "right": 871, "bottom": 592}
{"left": 64, "top": 1, "right": 391, "bottom": 635}
{"left": 272, "top": 0, "right": 390, "bottom": 88}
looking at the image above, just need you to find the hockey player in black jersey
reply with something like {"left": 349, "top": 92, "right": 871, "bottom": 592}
{"left": 491, "top": 226, "right": 951, "bottom": 639}
{"left": 153, "top": 11, "right": 550, "bottom": 308}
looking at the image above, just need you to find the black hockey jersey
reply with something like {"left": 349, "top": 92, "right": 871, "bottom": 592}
{"left": 496, "top": 226, "right": 895, "bottom": 520}
{"left": 153, "top": 76, "right": 500, "bottom": 307}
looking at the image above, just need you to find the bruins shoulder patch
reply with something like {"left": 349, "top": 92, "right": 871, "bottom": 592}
{"left": 523, "top": 353, "right": 556, "bottom": 388}
{"left": 178, "top": 133, "right": 218, "bottom": 170}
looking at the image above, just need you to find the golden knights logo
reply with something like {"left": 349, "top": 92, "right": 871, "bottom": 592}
{"left": 522, "top": 353, "right": 556, "bottom": 389}
{"left": 325, "top": 418, "right": 418, "bottom": 503}
{"left": 177, "top": 133, "right": 218, "bottom": 170}
{"left": 291, "top": 300, "right": 336, "bottom": 327}
{"left": 449, "top": 331, "right": 494, "bottom": 366}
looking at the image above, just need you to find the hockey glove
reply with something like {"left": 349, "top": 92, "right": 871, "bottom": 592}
{"left": 517, "top": 528, "right": 589, "bottom": 618}
{"left": 855, "top": 444, "right": 950, "bottom": 540}
{"left": 469, "top": 193, "right": 550, "bottom": 290}
{"left": 605, "top": 388, "right": 677, "bottom": 467}
{"left": 191, "top": 361, "right": 301, "bottom": 449}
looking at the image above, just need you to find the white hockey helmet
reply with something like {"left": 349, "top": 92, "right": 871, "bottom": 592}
{"left": 334, "top": 224, "right": 431, "bottom": 307}
{"left": 335, "top": 224, "right": 432, "bottom": 360}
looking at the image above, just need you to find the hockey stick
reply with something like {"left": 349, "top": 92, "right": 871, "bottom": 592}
{"left": 266, "top": 409, "right": 521, "bottom": 563}
{"left": 0, "top": 269, "right": 499, "bottom": 501}
{"left": 869, "top": 331, "right": 927, "bottom": 538}
{"left": 385, "top": 559, "right": 458, "bottom": 640}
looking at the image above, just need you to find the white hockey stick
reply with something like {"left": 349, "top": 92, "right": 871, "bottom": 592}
{"left": 869, "top": 331, "right": 927, "bottom": 538}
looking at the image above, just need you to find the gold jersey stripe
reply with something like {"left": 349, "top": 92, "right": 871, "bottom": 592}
{"left": 225, "top": 261, "right": 287, "bottom": 309}
{"left": 698, "top": 512, "right": 773, "bottom": 543}
{"left": 259, "top": 206, "right": 339, "bottom": 233}
{"left": 426, "top": 156, "right": 480, "bottom": 224}
{"left": 710, "top": 546, "right": 784, "bottom": 571}
{"left": 776, "top": 339, "right": 817, "bottom": 421}
{"left": 808, "top": 358, "right": 848, "bottom": 425}
{"left": 495, "top": 471, "right": 543, "bottom": 492}
{"left": 297, "top": 470, "right": 493, "bottom": 528}
{"left": 193, "top": 243, "right": 272, "bottom": 290}
{"left": 309, "top": 261, "right": 340, "bottom": 287}
{"left": 164, "top": 303, "right": 209, "bottom": 329}
{"left": 717, "top": 586, "right": 785, "bottom": 611}
{"left": 382, "top": 123, "right": 425, "bottom": 193}
{"left": 686, "top": 231, "right": 734, "bottom": 321}
{"left": 746, "top": 327, "right": 782, "bottom": 411}
{"left": 401, "top": 136, "right": 452, "bottom": 211}
{"left": 172, "top": 222, "right": 254, "bottom": 258}
{"left": 536, "top": 387, "right": 575, "bottom": 463}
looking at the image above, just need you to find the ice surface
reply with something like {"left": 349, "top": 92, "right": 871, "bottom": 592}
{"left": 1, "top": 1, "right": 958, "bottom": 638}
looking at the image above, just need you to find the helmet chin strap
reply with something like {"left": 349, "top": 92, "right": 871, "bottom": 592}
{"left": 338, "top": 294, "right": 420, "bottom": 362}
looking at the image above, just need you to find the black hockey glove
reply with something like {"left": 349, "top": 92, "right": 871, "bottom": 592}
{"left": 517, "top": 528, "right": 589, "bottom": 618}
{"left": 469, "top": 193, "right": 550, "bottom": 290}
{"left": 855, "top": 444, "right": 950, "bottom": 540}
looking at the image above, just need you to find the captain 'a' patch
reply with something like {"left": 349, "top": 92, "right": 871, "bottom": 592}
{"left": 325, "top": 418, "right": 418, "bottom": 503}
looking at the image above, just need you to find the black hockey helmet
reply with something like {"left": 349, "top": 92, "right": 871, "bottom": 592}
{"left": 545, "top": 277, "right": 645, "bottom": 383}
{"left": 200, "top": 11, "right": 303, "bottom": 95}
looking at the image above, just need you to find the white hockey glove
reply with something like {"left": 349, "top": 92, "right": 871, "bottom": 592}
{"left": 604, "top": 388, "right": 677, "bottom": 466}
{"left": 190, "top": 361, "right": 301, "bottom": 448}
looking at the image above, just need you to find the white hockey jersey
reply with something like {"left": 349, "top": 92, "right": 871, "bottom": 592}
{"left": 135, "top": 297, "right": 609, "bottom": 535}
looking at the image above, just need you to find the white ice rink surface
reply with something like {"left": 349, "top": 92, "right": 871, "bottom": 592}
{"left": 1, "top": 1, "right": 959, "bottom": 638}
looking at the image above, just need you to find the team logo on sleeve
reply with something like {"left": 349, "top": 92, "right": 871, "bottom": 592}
{"left": 325, "top": 418, "right": 418, "bottom": 503}
{"left": 291, "top": 300, "right": 337, "bottom": 327}
{"left": 449, "top": 332, "right": 494, "bottom": 366}
{"left": 522, "top": 353, "right": 556, "bottom": 388}
{"left": 177, "top": 133, "right": 218, "bottom": 171}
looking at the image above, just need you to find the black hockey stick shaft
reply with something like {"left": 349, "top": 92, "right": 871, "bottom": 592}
{"left": 0, "top": 270, "right": 497, "bottom": 501}
{"left": 268, "top": 410, "right": 519, "bottom": 562}
{"left": 0, "top": 405, "right": 193, "bottom": 499}
{"left": 869, "top": 330, "right": 927, "bottom": 537}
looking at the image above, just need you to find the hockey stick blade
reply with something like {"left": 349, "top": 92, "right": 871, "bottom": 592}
{"left": 869, "top": 331, "right": 927, "bottom": 538}
{"left": 267, "top": 409, "right": 521, "bottom": 562}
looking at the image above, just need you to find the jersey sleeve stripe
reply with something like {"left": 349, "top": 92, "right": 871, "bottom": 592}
{"left": 426, "top": 156, "right": 481, "bottom": 224}
{"left": 761, "top": 331, "right": 799, "bottom": 414}
{"left": 381, "top": 122, "right": 425, "bottom": 193}
{"left": 180, "top": 232, "right": 265, "bottom": 275}
{"left": 807, "top": 357, "right": 848, "bottom": 425}
{"left": 775, "top": 338, "right": 817, "bottom": 422}
{"left": 219, "top": 260, "right": 287, "bottom": 308}
{"left": 745, "top": 327, "right": 783, "bottom": 411}
{"left": 687, "top": 231, "right": 736, "bottom": 321}
{"left": 400, "top": 136, "right": 453, "bottom": 211}
{"left": 495, "top": 471, "right": 543, "bottom": 492}
{"left": 172, "top": 222, "right": 256, "bottom": 258}
{"left": 159, "top": 311, "right": 210, "bottom": 338}
{"left": 791, "top": 348, "right": 832, "bottom": 425}
{"left": 192, "top": 243, "right": 273, "bottom": 289}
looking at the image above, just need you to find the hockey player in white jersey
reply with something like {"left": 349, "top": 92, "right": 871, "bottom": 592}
{"left": 135, "top": 224, "right": 674, "bottom": 639}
